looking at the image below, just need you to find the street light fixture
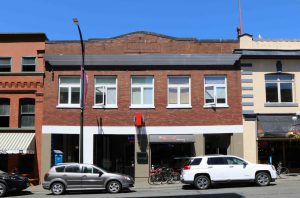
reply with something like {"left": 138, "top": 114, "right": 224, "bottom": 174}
{"left": 73, "top": 18, "right": 85, "bottom": 163}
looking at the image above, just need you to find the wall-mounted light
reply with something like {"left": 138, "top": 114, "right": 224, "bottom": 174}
{"left": 276, "top": 61, "right": 282, "bottom": 73}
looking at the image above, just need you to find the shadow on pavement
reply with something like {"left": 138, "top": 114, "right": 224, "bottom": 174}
{"left": 127, "top": 193, "right": 244, "bottom": 198}
{"left": 7, "top": 190, "right": 33, "bottom": 197}
{"left": 182, "top": 183, "right": 276, "bottom": 190}
{"left": 44, "top": 188, "right": 136, "bottom": 195}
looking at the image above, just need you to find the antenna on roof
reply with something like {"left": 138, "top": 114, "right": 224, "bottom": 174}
{"left": 237, "top": 0, "right": 243, "bottom": 35}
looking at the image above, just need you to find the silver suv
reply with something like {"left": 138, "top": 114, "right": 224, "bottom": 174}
{"left": 42, "top": 163, "right": 134, "bottom": 195}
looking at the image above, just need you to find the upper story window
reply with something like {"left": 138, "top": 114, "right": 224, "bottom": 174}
{"left": 19, "top": 99, "right": 35, "bottom": 128}
{"left": 204, "top": 76, "right": 227, "bottom": 107}
{"left": 58, "top": 76, "right": 80, "bottom": 107}
{"left": 94, "top": 76, "right": 117, "bottom": 108}
{"left": 167, "top": 76, "right": 191, "bottom": 108}
{"left": 0, "top": 99, "right": 10, "bottom": 127}
{"left": 265, "top": 74, "right": 294, "bottom": 103}
{"left": 0, "top": 57, "right": 11, "bottom": 72}
{"left": 22, "top": 57, "right": 36, "bottom": 72}
{"left": 131, "top": 76, "right": 154, "bottom": 108}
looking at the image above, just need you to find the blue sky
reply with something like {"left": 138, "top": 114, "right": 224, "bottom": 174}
{"left": 0, "top": 0, "right": 299, "bottom": 40}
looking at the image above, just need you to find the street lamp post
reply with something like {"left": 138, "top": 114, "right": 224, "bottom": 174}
{"left": 73, "top": 18, "right": 85, "bottom": 163}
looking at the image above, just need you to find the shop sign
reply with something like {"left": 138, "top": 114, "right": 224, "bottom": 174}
{"left": 149, "top": 135, "right": 195, "bottom": 143}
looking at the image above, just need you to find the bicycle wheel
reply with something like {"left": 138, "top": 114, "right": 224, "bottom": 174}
{"left": 280, "top": 167, "right": 289, "bottom": 175}
{"left": 148, "top": 175, "right": 154, "bottom": 185}
{"left": 172, "top": 172, "right": 181, "bottom": 184}
{"left": 153, "top": 174, "right": 163, "bottom": 185}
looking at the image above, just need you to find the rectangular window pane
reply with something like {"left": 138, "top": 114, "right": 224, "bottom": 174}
{"left": 60, "top": 77, "right": 80, "bottom": 85}
{"left": 216, "top": 87, "right": 226, "bottom": 104}
{"left": 169, "top": 76, "right": 189, "bottom": 85}
{"left": 106, "top": 88, "right": 116, "bottom": 105}
{"left": 168, "top": 88, "right": 178, "bottom": 104}
{"left": 265, "top": 75, "right": 278, "bottom": 81}
{"left": 22, "top": 65, "right": 35, "bottom": 72}
{"left": 132, "top": 76, "right": 153, "bottom": 85}
{"left": 0, "top": 103, "right": 9, "bottom": 116}
{"left": 21, "top": 103, "right": 35, "bottom": 114}
{"left": 205, "top": 76, "right": 225, "bottom": 84}
{"left": 95, "top": 87, "right": 105, "bottom": 104}
{"left": 280, "top": 83, "right": 293, "bottom": 102}
{"left": 132, "top": 87, "right": 141, "bottom": 104}
{"left": 71, "top": 87, "right": 80, "bottom": 104}
{"left": 180, "top": 87, "right": 189, "bottom": 104}
{"left": 0, "top": 58, "right": 11, "bottom": 65}
{"left": 266, "top": 83, "right": 278, "bottom": 102}
{"left": 95, "top": 76, "right": 116, "bottom": 85}
{"left": 143, "top": 88, "right": 153, "bottom": 105}
{"left": 21, "top": 115, "right": 34, "bottom": 127}
{"left": 279, "top": 75, "right": 293, "bottom": 81}
{"left": 0, "top": 116, "right": 9, "bottom": 127}
{"left": 22, "top": 57, "right": 35, "bottom": 65}
{"left": 60, "top": 87, "right": 69, "bottom": 104}
{"left": 205, "top": 86, "right": 215, "bottom": 103}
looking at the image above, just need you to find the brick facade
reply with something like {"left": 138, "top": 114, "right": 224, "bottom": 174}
{"left": 0, "top": 33, "right": 46, "bottom": 184}
{"left": 44, "top": 32, "right": 241, "bottom": 127}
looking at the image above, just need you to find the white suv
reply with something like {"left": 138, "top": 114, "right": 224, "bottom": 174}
{"left": 181, "top": 155, "right": 277, "bottom": 190}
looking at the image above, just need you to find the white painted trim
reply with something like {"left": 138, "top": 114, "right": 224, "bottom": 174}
{"left": 42, "top": 125, "right": 243, "bottom": 135}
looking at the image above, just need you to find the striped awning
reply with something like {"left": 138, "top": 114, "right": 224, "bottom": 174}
{"left": 0, "top": 133, "right": 35, "bottom": 154}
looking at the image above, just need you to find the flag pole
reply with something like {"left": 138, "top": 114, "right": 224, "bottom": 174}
{"left": 238, "top": 0, "right": 243, "bottom": 34}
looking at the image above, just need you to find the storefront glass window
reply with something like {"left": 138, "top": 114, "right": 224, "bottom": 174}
{"left": 0, "top": 98, "right": 10, "bottom": 127}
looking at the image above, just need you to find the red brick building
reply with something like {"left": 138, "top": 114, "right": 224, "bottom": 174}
{"left": 42, "top": 32, "right": 242, "bottom": 182}
{"left": 0, "top": 33, "right": 47, "bottom": 184}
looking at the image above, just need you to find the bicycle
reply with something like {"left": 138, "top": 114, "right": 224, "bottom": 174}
{"left": 148, "top": 166, "right": 181, "bottom": 184}
{"left": 276, "top": 162, "right": 289, "bottom": 178}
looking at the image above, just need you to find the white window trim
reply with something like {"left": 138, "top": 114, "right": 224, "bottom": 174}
{"left": 130, "top": 76, "right": 155, "bottom": 108}
{"left": 265, "top": 74, "right": 294, "bottom": 103}
{"left": 167, "top": 76, "right": 191, "bottom": 108}
{"left": 21, "top": 56, "right": 36, "bottom": 72}
{"left": 94, "top": 76, "right": 118, "bottom": 108}
{"left": 57, "top": 76, "right": 81, "bottom": 108}
{"left": 203, "top": 76, "right": 228, "bottom": 108}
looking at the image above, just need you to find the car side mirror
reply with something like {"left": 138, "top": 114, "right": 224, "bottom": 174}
{"left": 98, "top": 172, "right": 103, "bottom": 177}
{"left": 243, "top": 162, "right": 248, "bottom": 167}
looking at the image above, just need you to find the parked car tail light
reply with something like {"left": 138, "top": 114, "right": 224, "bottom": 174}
{"left": 44, "top": 173, "right": 49, "bottom": 181}
{"left": 183, "top": 165, "right": 191, "bottom": 170}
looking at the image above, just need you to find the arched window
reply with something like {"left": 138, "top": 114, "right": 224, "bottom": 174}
{"left": 0, "top": 98, "right": 10, "bottom": 127}
{"left": 265, "top": 73, "right": 294, "bottom": 103}
{"left": 19, "top": 98, "right": 35, "bottom": 128}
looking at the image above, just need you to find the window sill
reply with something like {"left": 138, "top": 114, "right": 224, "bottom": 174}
{"left": 264, "top": 103, "right": 298, "bottom": 107}
{"left": 203, "top": 104, "right": 229, "bottom": 108}
{"left": 130, "top": 105, "right": 155, "bottom": 109}
{"left": 56, "top": 105, "right": 81, "bottom": 109}
{"left": 167, "top": 105, "right": 192, "bottom": 109}
{"left": 93, "top": 105, "right": 118, "bottom": 109}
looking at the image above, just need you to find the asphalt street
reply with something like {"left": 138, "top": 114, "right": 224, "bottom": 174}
{"left": 7, "top": 177, "right": 300, "bottom": 198}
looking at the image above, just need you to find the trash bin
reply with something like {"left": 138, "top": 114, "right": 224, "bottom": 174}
{"left": 53, "top": 150, "right": 63, "bottom": 165}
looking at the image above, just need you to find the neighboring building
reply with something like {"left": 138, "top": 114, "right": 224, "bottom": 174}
{"left": 42, "top": 31, "right": 243, "bottom": 182}
{"left": 238, "top": 33, "right": 300, "bottom": 171}
{"left": 0, "top": 33, "right": 47, "bottom": 184}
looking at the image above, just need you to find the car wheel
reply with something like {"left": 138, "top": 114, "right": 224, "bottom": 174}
{"left": 0, "top": 183, "right": 7, "bottom": 197}
{"left": 255, "top": 172, "right": 271, "bottom": 186}
{"left": 106, "top": 180, "right": 121, "bottom": 193}
{"left": 51, "top": 182, "right": 65, "bottom": 195}
{"left": 194, "top": 175, "right": 210, "bottom": 190}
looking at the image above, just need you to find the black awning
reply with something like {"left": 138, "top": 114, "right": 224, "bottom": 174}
{"left": 149, "top": 135, "right": 195, "bottom": 143}
{"left": 257, "top": 115, "right": 300, "bottom": 138}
